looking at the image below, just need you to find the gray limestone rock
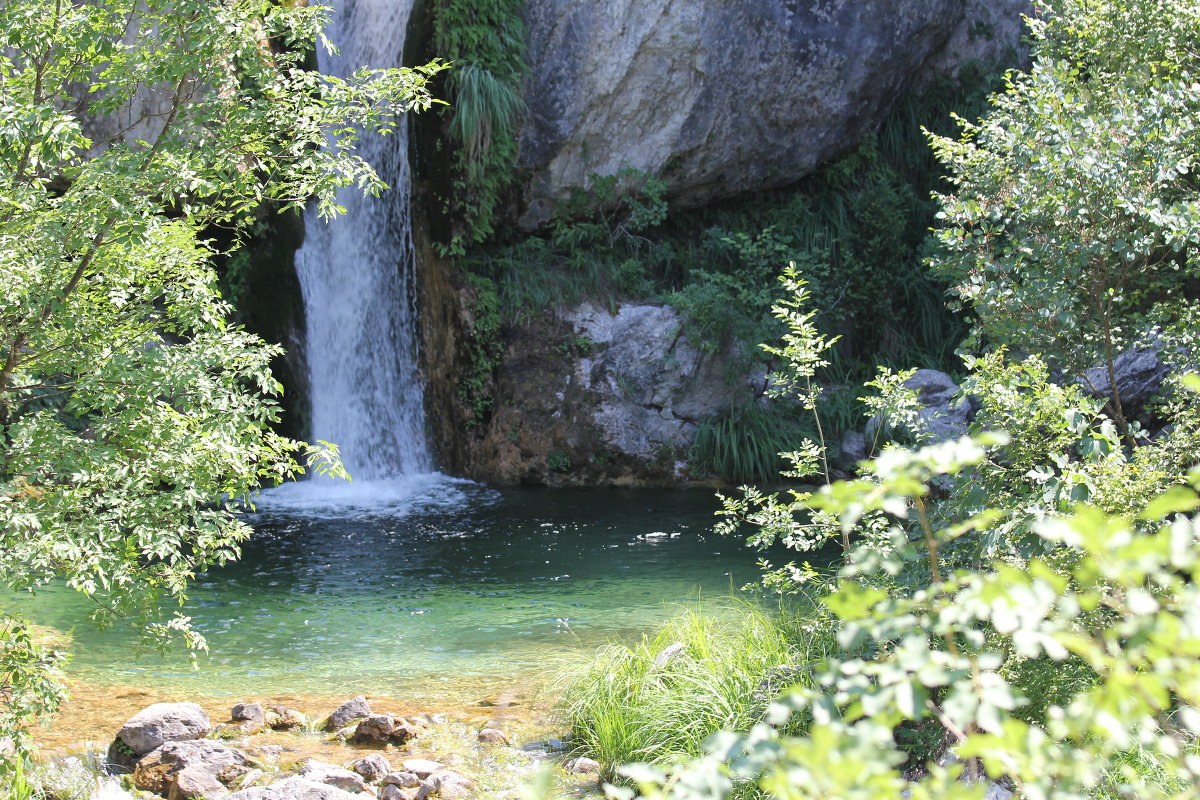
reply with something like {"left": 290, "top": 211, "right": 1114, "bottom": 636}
{"left": 517, "top": 0, "right": 1031, "bottom": 225}
{"left": 383, "top": 772, "right": 422, "bottom": 788}
{"left": 563, "top": 303, "right": 741, "bottom": 460}
{"left": 117, "top": 703, "right": 212, "bottom": 757}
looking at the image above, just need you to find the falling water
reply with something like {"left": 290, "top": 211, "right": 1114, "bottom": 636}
{"left": 293, "top": 0, "right": 431, "bottom": 481}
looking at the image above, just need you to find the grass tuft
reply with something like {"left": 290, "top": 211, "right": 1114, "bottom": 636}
{"left": 554, "top": 602, "right": 837, "bottom": 777}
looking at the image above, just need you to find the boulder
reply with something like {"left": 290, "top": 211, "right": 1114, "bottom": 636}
{"left": 325, "top": 695, "right": 372, "bottom": 732}
{"left": 298, "top": 760, "right": 367, "bottom": 793}
{"left": 1082, "top": 347, "right": 1169, "bottom": 414}
{"left": 349, "top": 754, "right": 392, "bottom": 783}
{"left": 225, "top": 776, "right": 360, "bottom": 800}
{"left": 116, "top": 702, "right": 212, "bottom": 758}
{"left": 231, "top": 703, "right": 265, "bottom": 726}
{"left": 904, "top": 368, "right": 971, "bottom": 441}
{"left": 516, "top": 0, "right": 1030, "bottom": 225}
{"left": 132, "top": 740, "right": 252, "bottom": 798}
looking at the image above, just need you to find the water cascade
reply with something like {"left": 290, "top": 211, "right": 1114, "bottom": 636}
{"left": 293, "top": 0, "right": 431, "bottom": 481}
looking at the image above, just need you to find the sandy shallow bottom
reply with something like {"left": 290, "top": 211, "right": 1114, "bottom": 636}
{"left": 34, "top": 673, "right": 553, "bottom": 765}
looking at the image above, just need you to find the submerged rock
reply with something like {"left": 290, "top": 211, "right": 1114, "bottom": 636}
{"left": 263, "top": 706, "right": 306, "bottom": 731}
{"left": 476, "top": 728, "right": 508, "bottom": 745}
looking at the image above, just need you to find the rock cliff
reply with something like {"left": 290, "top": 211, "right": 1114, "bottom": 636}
{"left": 516, "top": 0, "right": 1030, "bottom": 225}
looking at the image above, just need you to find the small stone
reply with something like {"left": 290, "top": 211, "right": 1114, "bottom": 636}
{"left": 416, "top": 780, "right": 437, "bottom": 800}
{"left": 380, "top": 787, "right": 417, "bottom": 800}
{"left": 351, "top": 714, "right": 396, "bottom": 745}
{"left": 476, "top": 728, "right": 507, "bottom": 745}
{"left": 325, "top": 696, "right": 372, "bottom": 733}
{"left": 300, "top": 760, "right": 366, "bottom": 793}
{"left": 651, "top": 642, "right": 685, "bottom": 668}
{"left": 349, "top": 754, "right": 391, "bottom": 783}
{"left": 408, "top": 716, "right": 433, "bottom": 733}
{"left": 170, "top": 766, "right": 228, "bottom": 800}
{"left": 565, "top": 757, "right": 601, "bottom": 775}
{"left": 400, "top": 760, "right": 444, "bottom": 779}
{"left": 231, "top": 703, "right": 265, "bottom": 726}
{"left": 236, "top": 769, "right": 264, "bottom": 791}
{"left": 383, "top": 772, "right": 422, "bottom": 788}
{"left": 264, "top": 706, "right": 306, "bottom": 731}
{"left": 430, "top": 771, "right": 475, "bottom": 800}
{"left": 389, "top": 718, "right": 417, "bottom": 745}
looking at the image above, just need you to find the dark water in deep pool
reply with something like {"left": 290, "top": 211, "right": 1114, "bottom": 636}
{"left": 16, "top": 478, "right": 781, "bottom": 701}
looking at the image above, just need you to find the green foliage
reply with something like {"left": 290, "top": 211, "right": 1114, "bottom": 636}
{"left": 0, "top": 0, "right": 439, "bottom": 756}
{"left": 928, "top": 0, "right": 1200, "bottom": 426}
{"left": 556, "top": 603, "right": 837, "bottom": 778}
{"left": 0, "top": 618, "right": 65, "bottom": 760}
{"left": 546, "top": 450, "right": 572, "bottom": 473}
{"left": 458, "top": 273, "right": 504, "bottom": 425}
{"left": 612, "top": 441, "right": 1200, "bottom": 800}
{"left": 688, "top": 404, "right": 814, "bottom": 485}
{"left": 430, "top": 0, "right": 528, "bottom": 247}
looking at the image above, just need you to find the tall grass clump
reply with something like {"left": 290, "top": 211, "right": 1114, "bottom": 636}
{"left": 688, "top": 405, "right": 813, "bottom": 484}
{"left": 555, "top": 602, "right": 837, "bottom": 777}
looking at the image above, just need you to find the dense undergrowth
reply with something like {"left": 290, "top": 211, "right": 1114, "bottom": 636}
{"left": 556, "top": 1, "right": 1200, "bottom": 797}
{"left": 449, "top": 69, "right": 1005, "bottom": 481}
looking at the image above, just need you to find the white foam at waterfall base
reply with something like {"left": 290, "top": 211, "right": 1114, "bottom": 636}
{"left": 291, "top": 0, "right": 432, "bottom": 483}
{"left": 251, "top": 472, "right": 485, "bottom": 519}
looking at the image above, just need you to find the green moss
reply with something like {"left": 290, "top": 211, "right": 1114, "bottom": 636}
{"left": 458, "top": 273, "right": 504, "bottom": 427}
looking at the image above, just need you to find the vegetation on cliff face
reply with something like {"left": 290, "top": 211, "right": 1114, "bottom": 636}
{"left": 428, "top": 0, "right": 528, "bottom": 252}
{"left": 0, "top": 0, "right": 440, "bottom": 757}
{"left": 559, "top": 0, "right": 1200, "bottom": 796}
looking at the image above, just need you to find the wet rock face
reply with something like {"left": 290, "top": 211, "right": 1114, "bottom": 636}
{"left": 517, "top": 0, "right": 1030, "bottom": 225}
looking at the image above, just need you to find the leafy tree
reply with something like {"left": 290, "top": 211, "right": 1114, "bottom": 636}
{"left": 0, "top": 0, "right": 442, "bottom": 753}
{"left": 928, "top": 0, "right": 1200, "bottom": 430}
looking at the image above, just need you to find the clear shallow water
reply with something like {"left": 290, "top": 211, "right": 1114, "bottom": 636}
{"left": 16, "top": 480, "right": 774, "bottom": 700}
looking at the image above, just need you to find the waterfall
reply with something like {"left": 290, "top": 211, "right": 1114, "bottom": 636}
{"left": 294, "top": 0, "right": 432, "bottom": 481}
